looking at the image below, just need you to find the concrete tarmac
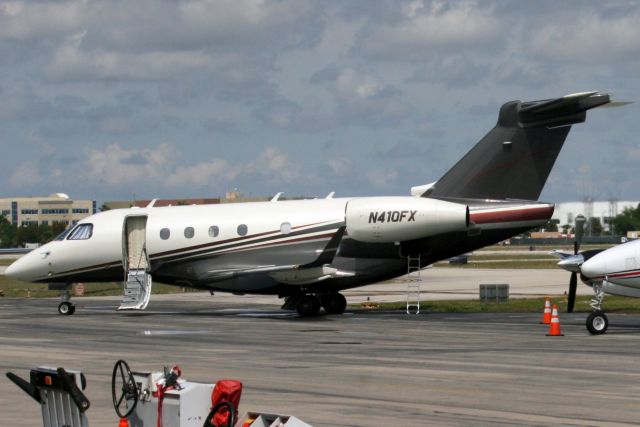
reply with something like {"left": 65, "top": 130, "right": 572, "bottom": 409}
{"left": 2, "top": 294, "right": 640, "bottom": 426}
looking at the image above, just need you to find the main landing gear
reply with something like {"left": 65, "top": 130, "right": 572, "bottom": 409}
{"left": 284, "top": 292, "right": 347, "bottom": 316}
{"left": 586, "top": 281, "right": 608, "bottom": 335}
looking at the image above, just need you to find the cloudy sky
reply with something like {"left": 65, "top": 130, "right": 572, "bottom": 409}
{"left": 1, "top": 0, "right": 639, "bottom": 204}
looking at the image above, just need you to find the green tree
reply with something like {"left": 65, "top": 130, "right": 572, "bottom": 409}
{"left": 544, "top": 220, "right": 559, "bottom": 232}
{"left": 0, "top": 215, "right": 17, "bottom": 247}
{"left": 589, "top": 217, "right": 603, "bottom": 236}
{"left": 612, "top": 204, "right": 640, "bottom": 235}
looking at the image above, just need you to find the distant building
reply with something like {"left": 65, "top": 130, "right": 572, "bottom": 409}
{"left": 552, "top": 200, "right": 640, "bottom": 233}
{"left": 0, "top": 193, "right": 96, "bottom": 227}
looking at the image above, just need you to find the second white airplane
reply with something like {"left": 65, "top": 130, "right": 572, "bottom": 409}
{"left": 6, "top": 91, "right": 612, "bottom": 316}
{"left": 558, "top": 238, "right": 640, "bottom": 334}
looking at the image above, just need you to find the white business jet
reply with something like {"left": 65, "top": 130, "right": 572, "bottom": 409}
{"left": 6, "top": 92, "right": 613, "bottom": 316}
{"left": 558, "top": 239, "right": 640, "bottom": 334}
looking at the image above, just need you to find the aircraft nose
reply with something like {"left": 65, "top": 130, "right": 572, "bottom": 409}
{"left": 581, "top": 255, "right": 607, "bottom": 280}
{"left": 5, "top": 258, "right": 26, "bottom": 280}
{"left": 5, "top": 254, "right": 40, "bottom": 282}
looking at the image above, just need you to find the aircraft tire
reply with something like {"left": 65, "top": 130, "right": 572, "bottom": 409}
{"left": 586, "top": 311, "right": 608, "bottom": 335}
{"left": 321, "top": 293, "right": 347, "bottom": 314}
{"left": 58, "top": 302, "right": 75, "bottom": 316}
{"left": 297, "top": 295, "right": 321, "bottom": 316}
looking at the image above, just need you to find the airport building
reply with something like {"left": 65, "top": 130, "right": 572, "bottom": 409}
{"left": 551, "top": 200, "right": 640, "bottom": 233}
{"left": 0, "top": 193, "right": 96, "bottom": 227}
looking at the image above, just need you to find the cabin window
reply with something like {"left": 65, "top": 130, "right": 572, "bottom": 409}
{"left": 280, "top": 222, "right": 291, "bottom": 235}
{"left": 209, "top": 226, "right": 219, "bottom": 238}
{"left": 67, "top": 224, "right": 93, "bottom": 240}
{"left": 160, "top": 228, "right": 170, "bottom": 240}
{"left": 184, "top": 227, "right": 195, "bottom": 239}
{"left": 237, "top": 224, "right": 248, "bottom": 236}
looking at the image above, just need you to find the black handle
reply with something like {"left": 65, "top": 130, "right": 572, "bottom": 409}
{"left": 57, "top": 368, "right": 91, "bottom": 413}
{"left": 6, "top": 372, "right": 42, "bottom": 404}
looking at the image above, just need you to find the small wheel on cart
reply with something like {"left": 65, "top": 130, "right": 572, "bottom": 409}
{"left": 586, "top": 311, "right": 608, "bottom": 335}
{"left": 112, "top": 360, "right": 139, "bottom": 419}
{"left": 58, "top": 301, "right": 75, "bottom": 315}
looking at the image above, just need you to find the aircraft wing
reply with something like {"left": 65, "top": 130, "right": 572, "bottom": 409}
{"left": 202, "top": 227, "right": 352, "bottom": 284}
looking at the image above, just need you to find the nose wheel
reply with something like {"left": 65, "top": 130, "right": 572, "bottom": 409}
{"left": 586, "top": 311, "right": 608, "bottom": 335}
{"left": 58, "top": 301, "right": 76, "bottom": 315}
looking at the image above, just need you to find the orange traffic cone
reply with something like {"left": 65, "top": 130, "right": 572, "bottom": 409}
{"left": 118, "top": 418, "right": 130, "bottom": 427}
{"left": 539, "top": 297, "right": 552, "bottom": 324}
{"left": 546, "top": 304, "right": 564, "bottom": 336}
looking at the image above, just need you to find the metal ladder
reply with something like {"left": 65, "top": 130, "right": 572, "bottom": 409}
{"left": 118, "top": 269, "right": 153, "bottom": 311}
{"left": 406, "top": 256, "right": 421, "bottom": 314}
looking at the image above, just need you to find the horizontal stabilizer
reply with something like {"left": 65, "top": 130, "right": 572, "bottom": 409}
{"left": 517, "top": 91, "right": 609, "bottom": 128}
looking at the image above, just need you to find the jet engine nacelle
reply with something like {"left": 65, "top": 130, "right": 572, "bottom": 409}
{"left": 345, "top": 197, "right": 468, "bottom": 243}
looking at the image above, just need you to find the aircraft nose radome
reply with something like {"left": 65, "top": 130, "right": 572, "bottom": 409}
{"left": 4, "top": 260, "right": 22, "bottom": 279}
{"left": 5, "top": 257, "right": 33, "bottom": 281}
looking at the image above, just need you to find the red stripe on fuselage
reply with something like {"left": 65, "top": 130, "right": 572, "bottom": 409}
{"left": 469, "top": 206, "right": 554, "bottom": 225}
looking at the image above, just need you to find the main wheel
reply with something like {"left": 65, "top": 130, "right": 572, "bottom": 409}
{"left": 58, "top": 302, "right": 75, "bottom": 315}
{"left": 321, "top": 293, "right": 347, "bottom": 314}
{"left": 296, "top": 295, "right": 321, "bottom": 316}
{"left": 586, "top": 311, "right": 608, "bottom": 335}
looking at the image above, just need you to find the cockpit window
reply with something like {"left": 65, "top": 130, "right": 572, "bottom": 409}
{"left": 54, "top": 227, "right": 74, "bottom": 241}
{"left": 67, "top": 224, "right": 93, "bottom": 240}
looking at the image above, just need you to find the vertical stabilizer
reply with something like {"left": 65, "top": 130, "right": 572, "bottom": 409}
{"left": 426, "top": 92, "right": 609, "bottom": 201}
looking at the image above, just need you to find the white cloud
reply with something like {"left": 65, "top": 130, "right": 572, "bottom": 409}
{"left": 250, "top": 147, "right": 299, "bottom": 182}
{"left": 46, "top": 34, "right": 215, "bottom": 81}
{"left": 165, "top": 160, "right": 240, "bottom": 188}
{"left": 85, "top": 143, "right": 173, "bottom": 186}
{"left": 367, "top": 169, "right": 398, "bottom": 190}
{"left": 0, "top": 1, "right": 82, "bottom": 40}
{"left": 335, "top": 68, "right": 384, "bottom": 99}
{"left": 358, "top": 1, "right": 505, "bottom": 61}
{"left": 530, "top": 9, "right": 640, "bottom": 63}
{"left": 327, "top": 158, "right": 352, "bottom": 176}
{"left": 9, "top": 160, "right": 43, "bottom": 187}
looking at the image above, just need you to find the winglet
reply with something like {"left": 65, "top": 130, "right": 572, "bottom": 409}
{"left": 326, "top": 192, "right": 335, "bottom": 199}
{"left": 145, "top": 199, "right": 158, "bottom": 208}
{"left": 271, "top": 192, "right": 283, "bottom": 202}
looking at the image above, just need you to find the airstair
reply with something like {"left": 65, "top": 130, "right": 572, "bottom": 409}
{"left": 118, "top": 269, "right": 153, "bottom": 311}
{"left": 406, "top": 255, "right": 421, "bottom": 314}
{"left": 119, "top": 216, "right": 152, "bottom": 311}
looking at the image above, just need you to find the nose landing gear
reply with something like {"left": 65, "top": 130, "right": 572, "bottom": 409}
{"left": 586, "top": 281, "right": 608, "bottom": 335}
{"left": 55, "top": 284, "right": 76, "bottom": 315}
{"left": 58, "top": 301, "right": 76, "bottom": 315}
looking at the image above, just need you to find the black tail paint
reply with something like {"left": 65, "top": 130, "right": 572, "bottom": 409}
{"left": 426, "top": 92, "right": 609, "bottom": 201}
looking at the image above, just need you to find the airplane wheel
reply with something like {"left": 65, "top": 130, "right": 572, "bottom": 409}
{"left": 321, "top": 293, "right": 347, "bottom": 314}
{"left": 297, "top": 295, "right": 321, "bottom": 316}
{"left": 586, "top": 311, "right": 608, "bottom": 335}
{"left": 58, "top": 302, "right": 75, "bottom": 316}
